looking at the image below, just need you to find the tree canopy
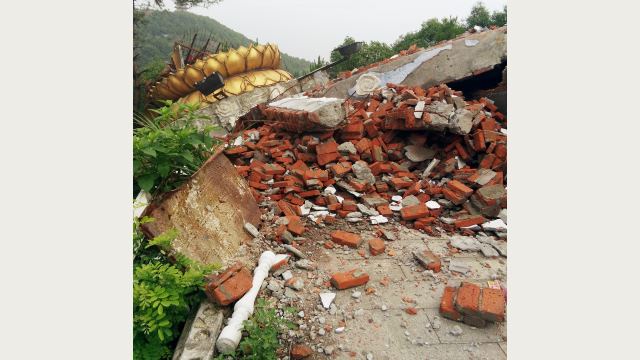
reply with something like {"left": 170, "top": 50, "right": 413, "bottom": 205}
{"left": 320, "top": 2, "right": 506, "bottom": 76}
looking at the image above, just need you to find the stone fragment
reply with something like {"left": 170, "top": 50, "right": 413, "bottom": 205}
{"left": 450, "top": 236, "right": 482, "bottom": 251}
{"left": 404, "top": 145, "right": 436, "bottom": 162}
{"left": 243, "top": 222, "right": 260, "bottom": 238}
{"left": 172, "top": 301, "right": 224, "bottom": 360}
{"left": 337, "top": 142, "right": 357, "bottom": 155}
{"left": 352, "top": 161, "right": 376, "bottom": 185}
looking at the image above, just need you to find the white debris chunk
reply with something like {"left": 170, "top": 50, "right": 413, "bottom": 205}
{"left": 370, "top": 215, "right": 389, "bottom": 224}
{"left": 320, "top": 292, "right": 336, "bottom": 309}
{"left": 481, "top": 219, "right": 507, "bottom": 232}
{"left": 426, "top": 200, "right": 441, "bottom": 210}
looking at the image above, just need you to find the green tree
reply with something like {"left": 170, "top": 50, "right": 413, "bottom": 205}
{"left": 466, "top": 2, "right": 492, "bottom": 28}
{"left": 392, "top": 17, "right": 466, "bottom": 53}
{"left": 308, "top": 56, "right": 328, "bottom": 73}
{"left": 491, "top": 5, "right": 507, "bottom": 27}
{"left": 329, "top": 37, "right": 395, "bottom": 76}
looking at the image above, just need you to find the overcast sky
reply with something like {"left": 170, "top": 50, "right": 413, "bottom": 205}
{"left": 163, "top": 0, "right": 506, "bottom": 61}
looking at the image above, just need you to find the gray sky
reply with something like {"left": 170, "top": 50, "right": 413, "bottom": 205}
{"left": 164, "top": 0, "right": 506, "bottom": 61}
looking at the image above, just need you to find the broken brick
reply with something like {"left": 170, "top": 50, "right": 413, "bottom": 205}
{"left": 368, "top": 238, "right": 386, "bottom": 256}
{"left": 330, "top": 230, "right": 362, "bottom": 248}
{"left": 330, "top": 269, "right": 370, "bottom": 290}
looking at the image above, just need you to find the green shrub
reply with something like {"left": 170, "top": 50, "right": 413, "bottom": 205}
{"left": 216, "top": 299, "right": 297, "bottom": 360}
{"left": 133, "top": 217, "right": 218, "bottom": 360}
{"left": 133, "top": 101, "right": 220, "bottom": 196}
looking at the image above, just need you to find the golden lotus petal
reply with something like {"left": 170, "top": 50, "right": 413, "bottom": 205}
{"left": 262, "top": 44, "right": 275, "bottom": 68}
{"left": 236, "top": 45, "right": 249, "bottom": 58}
{"left": 225, "top": 49, "right": 246, "bottom": 76}
{"left": 272, "top": 44, "right": 281, "bottom": 68}
{"left": 191, "top": 59, "right": 205, "bottom": 71}
{"left": 247, "top": 46, "right": 263, "bottom": 70}
{"left": 184, "top": 65, "right": 205, "bottom": 86}
{"left": 203, "top": 58, "right": 226, "bottom": 77}
{"left": 213, "top": 53, "right": 229, "bottom": 74}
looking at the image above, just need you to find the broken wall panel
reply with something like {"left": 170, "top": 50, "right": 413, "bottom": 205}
{"left": 322, "top": 27, "right": 507, "bottom": 99}
{"left": 141, "top": 147, "right": 261, "bottom": 266}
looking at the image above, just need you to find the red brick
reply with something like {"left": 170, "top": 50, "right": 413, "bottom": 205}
{"left": 355, "top": 138, "right": 371, "bottom": 153}
{"left": 375, "top": 181, "right": 390, "bottom": 192}
{"left": 327, "top": 203, "right": 341, "bottom": 211}
{"left": 263, "top": 163, "right": 286, "bottom": 175}
{"left": 473, "top": 131, "right": 486, "bottom": 151}
{"left": 377, "top": 204, "right": 392, "bottom": 216}
{"left": 248, "top": 181, "right": 269, "bottom": 190}
{"left": 330, "top": 230, "right": 362, "bottom": 248}
{"left": 299, "top": 190, "right": 321, "bottom": 198}
{"left": 330, "top": 269, "right": 370, "bottom": 289}
{"left": 291, "top": 344, "right": 313, "bottom": 359}
{"left": 494, "top": 143, "right": 507, "bottom": 160}
{"left": 317, "top": 152, "right": 340, "bottom": 166}
{"left": 446, "top": 180, "right": 473, "bottom": 197}
{"left": 389, "top": 177, "right": 412, "bottom": 189}
{"left": 479, "top": 288, "right": 506, "bottom": 322}
{"left": 330, "top": 163, "right": 351, "bottom": 176}
{"left": 368, "top": 238, "right": 386, "bottom": 256}
{"left": 405, "top": 307, "right": 418, "bottom": 315}
{"left": 316, "top": 141, "right": 338, "bottom": 155}
{"left": 454, "top": 215, "right": 486, "bottom": 228}
{"left": 206, "top": 266, "right": 253, "bottom": 306}
{"left": 479, "top": 154, "right": 496, "bottom": 169}
{"left": 287, "top": 218, "right": 306, "bottom": 235}
{"left": 400, "top": 203, "right": 429, "bottom": 221}
{"left": 442, "top": 188, "right": 467, "bottom": 205}
{"left": 364, "top": 119, "right": 379, "bottom": 137}
{"left": 455, "top": 282, "right": 481, "bottom": 316}
{"left": 439, "top": 286, "right": 463, "bottom": 321}
{"left": 270, "top": 256, "right": 289, "bottom": 272}
{"left": 414, "top": 249, "right": 441, "bottom": 272}
{"left": 342, "top": 200, "right": 357, "bottom": 211}
{"left": 224, "top": 146, "right": 248, "bottom": 155}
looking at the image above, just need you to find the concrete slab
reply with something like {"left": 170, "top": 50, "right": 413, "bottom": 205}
{"left": 444, "top": 256, "right": 507, "bottom": 281}
{"left": 498, "top": 341, "right": 507, "bottom": 355}
{"left": 335, "top": 309, "right": 440, "bottom": 359}
{"left": 323, "top": 28, "right": 507, "bottom": 100}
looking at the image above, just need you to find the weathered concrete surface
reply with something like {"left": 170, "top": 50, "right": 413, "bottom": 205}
{"left": 268, "top": 96, "right": 346, "bottom": 129}
{"left": 141, "top": 147, "right": 261, "bottom": 266}
{"left": 172, "top": 301, "right": 225, "bottom": 360}
{"left": 322, "top": 28, "right": 507, "bottom": 99}
{"left": 195, "top": 71, "right": 329, "bottom": 131}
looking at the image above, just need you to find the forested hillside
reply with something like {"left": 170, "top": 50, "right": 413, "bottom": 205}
{"left": 135, "top": 10, "right": 311, "bottom": 77}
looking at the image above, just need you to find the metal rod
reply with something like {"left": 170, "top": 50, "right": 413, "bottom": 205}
{"left": 184, "top": 33, "right": 198, "bottom": 61}
{"left": 296, "top": 57, "right": 348, "bottom": 82}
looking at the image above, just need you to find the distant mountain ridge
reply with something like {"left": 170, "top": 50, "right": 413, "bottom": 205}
{"left": 136, "top": 10, "right": 311, "bottom": 77}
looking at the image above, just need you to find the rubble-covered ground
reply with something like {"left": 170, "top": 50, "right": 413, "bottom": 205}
{"left": 215, "top": 80, "right": 508, "bottom": 359}
{"left": 241, "top": 218, "right": 507, "bottom": 360}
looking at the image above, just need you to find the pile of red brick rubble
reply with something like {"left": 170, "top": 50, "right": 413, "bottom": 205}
{"left": 223, "top": 82, "right": 507, "bottom": 241}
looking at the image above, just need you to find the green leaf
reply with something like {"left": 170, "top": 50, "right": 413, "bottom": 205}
{"left": 137, "top": 174, "right": 157, "bottom": 193}
{"left": 181, "top": 152, "right": 194, "bottom": 162}
{"left": 186, "top": 135, "right": 204, "bottom": 146}
{"left": 142, "top": 147, "right": 157, "bottom": 157}
{"left": 157, "top": 162, "right": 171, "bottom": 177}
